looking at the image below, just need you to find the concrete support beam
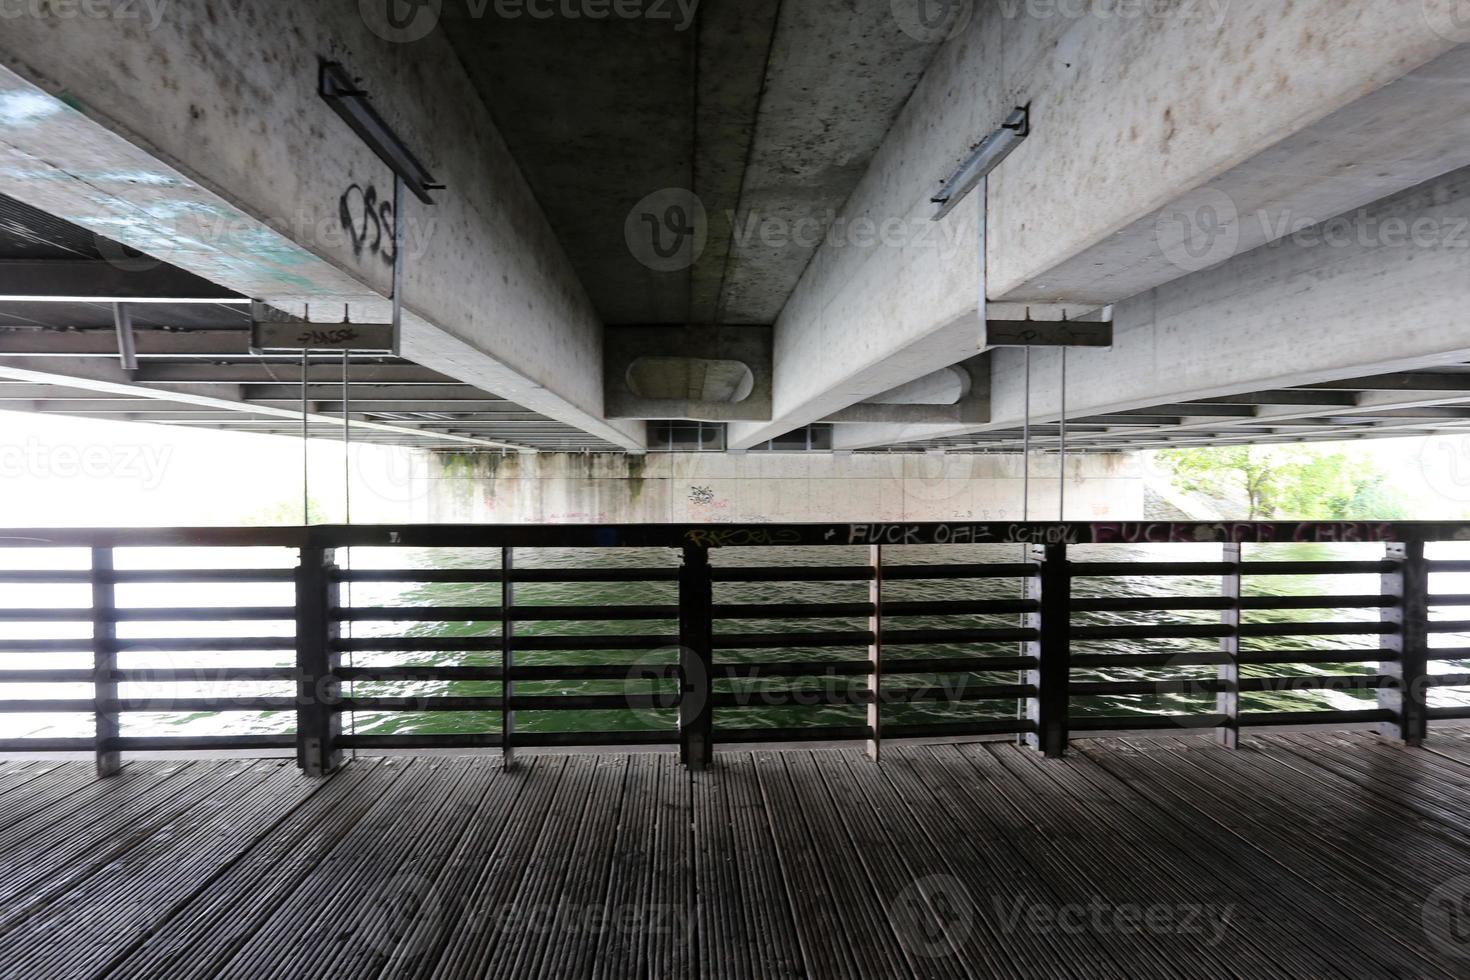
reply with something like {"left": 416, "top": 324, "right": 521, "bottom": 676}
{"left": 732, "top": 1, "right": 1470, "bottom": 449}
{"left": 838, "top": 162, "right": 1470, "bottom": 450}
{"left": 0, "top": 4, "right": 641, "bottom": 449}
{"left": 0, "top": 360, "right": 525, "bottom": 451}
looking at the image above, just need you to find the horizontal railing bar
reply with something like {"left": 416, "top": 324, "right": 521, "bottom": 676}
{"left": 883, "top": 627, "right": 1038, "bottom": 645}
{"left": 0, "top": 639, "right": 92, "bottom": 653}
{"left": 0, "top": 699, "right": 94, "bottom": 713}
{"left": 884, "top": 656, "right": 1039, "bottom": 673}
{"left": 338, "top": 666, "right": 504, "bottom": 682}
{"left": 884, "top": 719, "right": 1037, "bottom": 740}
{"left": 0, "top": 571, "right": 90, "bottom": 584}
{"left": 1428, "top": 620, "right": 1470, "bottom": 634}
{"left": 1071, "top": 680, "right": 1222, "bottom": 697}
{"left": 337, "top": 635, "right": 677, "bottom": 653}
{"left": 116, "top": 667, "right": 297, "bottom": 682}
{"left": 1430, "top": 595, "right": 1470, "bottom": 607}
{"left": 1075, "top": 624, "right": 1231, "bottom": 640}
{"left": 882, "top": 563, "right": 1037, "bottom": 580}
{"left": 108, "top": 735, "right": 296, "bottom": 751}
{"left": 115, "top": 637, "right": 295, "bottom": 652}
{"left": 3, "top": 521, "right": 1469, "bottom": 550}
{"left": 714, "top": 725, "right": 872, "bottom": 744}
{"left": 1241, "top": 595, "right": 1395, "bottom": 610}
{"left": 337, "top": 733, "right": 504, "bottom": 749}
{"left": 1427, "top": 705, "right": 1470, "bottom": 720}
{"left": 337, "top": 568, "right": 680, "bottom": 583}
{"left": 1072, "top": 715, "right": 1207, "bottom": 732}
{"left": 337, "top": 605, "right": 679, "bottom": 623}
{"left": 884, "top": 599, "right": 1039, "bottom": 616}
{"left": 713, "top": 602, "right": 873, "bottom": 620}
{"left": 1430, "top": 647, "right": 1470, "bottom": 660}
{"left": 717, "top": 661, "right": 871, "bottom": 678}
{"left": 1429, "top": 560, "right": 1470, "bottom": 573}
{"left": 113, "top": 607, "right": 296, "bottom": 622}
{"left": 1238, "top": 708, "right": 1394, "bottom": 727}
{"left": 1072, "top": 596, "right": 1234, "bottom": 612}
{"left": 0, "top": 608, "right": 91, "bottom": 621}
{"left": 709, "top": 684, "right": 1034, "bottom": 707}
{"left": 0, "top": 738, "right": 95, "bottom": 752}
{"left": 1239, "top": 648, "right": 1397, "bottom": 665}
{"left": 1243, "top": 561, "right": 1397, "bottom": 575}
{"left": 1073, "top": 676, "right": 1391, "bottom": 697}
{"left": 0, "top": 669, "right": 94, "bottom": 683}
{"left": 1428, "top": 673, "right": 1470, "bottom": 687}
{"left": 713, "top": 631, "right": 871, "bottom": 650}
{"left": 712, "top": 566, "right": 872, "bottom": 583}
{"left": 112, "top": 569, "right": 296, "bottom": 583}
{"left": 1072, "top": 653, "right": 1230, "bottom": 669}
{"left": 1072, "top": 562, "right": 1235, "bottom": 577}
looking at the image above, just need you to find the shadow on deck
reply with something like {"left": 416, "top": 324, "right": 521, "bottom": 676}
{"left": 3, "top": 730, "right": 1470, "bottom": 978}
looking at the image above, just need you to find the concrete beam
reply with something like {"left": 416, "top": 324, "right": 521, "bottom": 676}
{"left": 0, "top": 5, "right": 641, "bottom": 449}
{"left": 731, "top": 1, "right": 1470, "bottom": 448}
{"left": 837, "top": 163, "right": 1470, "bottom": 450}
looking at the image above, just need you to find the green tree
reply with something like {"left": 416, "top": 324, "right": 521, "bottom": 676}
{"left": 1155, "top": 446, "right": 1407, "bottom": 521}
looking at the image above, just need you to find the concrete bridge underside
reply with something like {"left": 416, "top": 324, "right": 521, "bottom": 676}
{"left": 2, "top": 1, "right": 1470, "bottom": 455}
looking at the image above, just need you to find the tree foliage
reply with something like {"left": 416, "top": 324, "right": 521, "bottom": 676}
{"left": 1155, "top": 446, "right": 1407, "bottom": 520}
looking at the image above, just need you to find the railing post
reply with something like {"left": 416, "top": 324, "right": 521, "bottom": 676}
{"left": 867, "top": 544, "right": 883, "bottom": 762}
{"left": 1380, "top": 541, "right": 1429, "bottom": 746}
{"left": 501, "top": 545, "right": 515, "bottom": 768}
{"left": 296, "top": 545, "right": 342, "bottom": 777}
{"left": 679, "top": 544, "right": 714, "bottom": 770}
{"left": 1217, "top": 543, "right": 1242, "bottom": 749}
{"left": 1025, "top": 542, "right": 1071, "bottom": 758}
{"left": 91, "top": 546, "right": 120, "bottom": 778}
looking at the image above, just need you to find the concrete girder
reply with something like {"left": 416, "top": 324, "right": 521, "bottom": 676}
{"left": 0, "top": 5, "right": 642, "bottom": 449}
{"left": 0, "top": 360, "right": 529, "bottom": 452}
{"left": 836, "top": 161, "right": 1470, "bottom": 451}
{"left": 730, "top": 1, "right": 1470, "bottom": 449}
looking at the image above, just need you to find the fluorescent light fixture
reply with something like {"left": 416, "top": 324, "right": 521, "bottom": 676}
{"left": 931, "top": 105, "right": 1030, "bottom": 221}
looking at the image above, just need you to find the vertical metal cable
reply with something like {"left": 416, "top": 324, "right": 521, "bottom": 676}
{"left": 342, "top": 348, "right": 357, "bottom": 760}
{"left": 1022, "top": 346, "right": 1031, "bottom": 522}
{"left": 301, "top": 348, "right": 310, "bottom": 524}
{"left": 1059, "top": 347, "right": 1068, "bottom": 521}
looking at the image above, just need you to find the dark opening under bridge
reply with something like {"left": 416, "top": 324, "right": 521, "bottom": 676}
{"left": 3, "top": 521, "right": 1470, "bottom": 978}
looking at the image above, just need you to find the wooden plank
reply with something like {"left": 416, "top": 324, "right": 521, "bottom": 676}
{"left": 779, "top": 752, "right": 912, "bottom": 979}
{"left": 1082, "top": 737, "right": 1465, "bottom": 978}
{"left": 754, "top": 752, "right": 863, "bottom": 980}
{"left": 102, "top": 759, "right": 395, "bottom": 980}
{"left": 999, "top": 741, "right": 1437, "bottom": 978}
{"left": 0, "top": 760, "right": 316, "bottom": 978}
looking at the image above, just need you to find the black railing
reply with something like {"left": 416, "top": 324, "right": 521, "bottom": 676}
{"left": 0, "top": 521, "right": 1465, "bottom": 776}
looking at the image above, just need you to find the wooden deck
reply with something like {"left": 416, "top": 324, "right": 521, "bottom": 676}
{"left": 3, "top": 731, "right": 1470, "bottom": 978}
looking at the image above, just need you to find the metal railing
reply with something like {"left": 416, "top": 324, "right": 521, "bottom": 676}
{"left": 0, "top": 521, "right": 1465, "bottom": 776}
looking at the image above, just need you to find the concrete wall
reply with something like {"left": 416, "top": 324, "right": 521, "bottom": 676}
{"left": 424, "top": 452, "right": 1143, "bottom": 524}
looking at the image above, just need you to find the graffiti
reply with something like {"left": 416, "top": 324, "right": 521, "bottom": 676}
{"left": 847, "top": 523, "right": 1082, "bottom": 546}
{"left": 1090, "top": 522, "right": 1399, "bottom": 545}
{"left": 290, "top": 326, "right": 364, "bottom": 347}
{"left": 339, "top": 183, "right": 397, "bottom": 265}
{"left": 684, "top": 527, "right": 803, "bottom": 549}
{"left": 688, "top": 486, "right": 715, "bottom": 506}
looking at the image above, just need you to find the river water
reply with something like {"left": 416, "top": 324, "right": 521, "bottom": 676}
{"left": 2, "top": 542, "right": 1469, "bottom": 742}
